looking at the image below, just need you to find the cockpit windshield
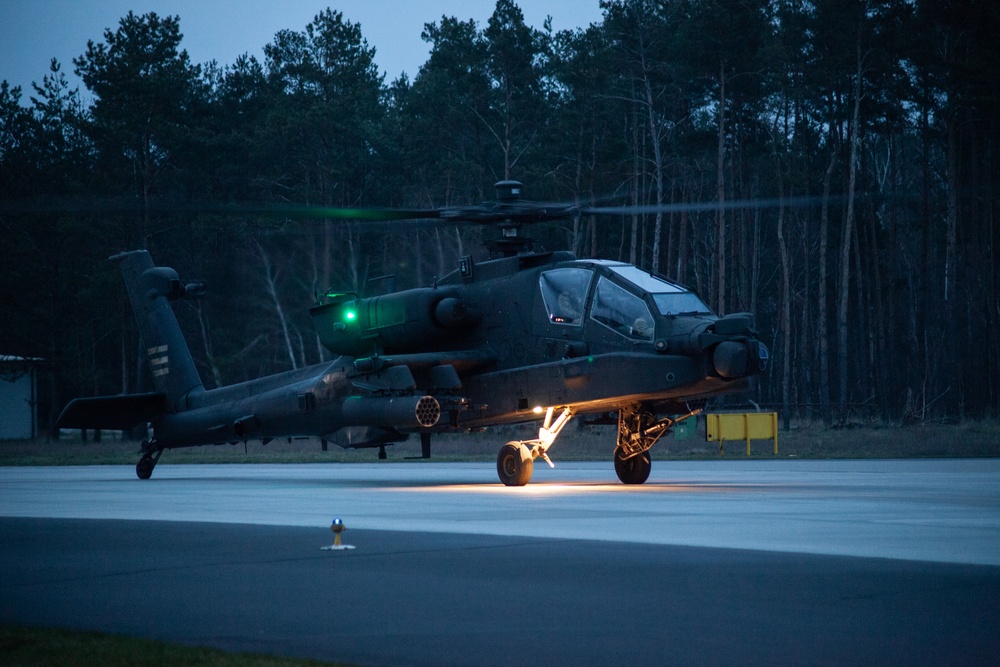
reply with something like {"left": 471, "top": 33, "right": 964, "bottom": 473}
{"left": 539, "top": 268, "right": 592, "bottom": 325}
{"left": 590, "top": 277, "right": 654, "bottom": 340}
{"left": 608, "top": 265, "right": 713, "bottom": 316}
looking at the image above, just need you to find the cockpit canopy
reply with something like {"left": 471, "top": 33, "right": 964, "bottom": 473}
{"left": 602, "top": 264, "right": 713, "bottom": 317}
{"left": 538, "top": 261, "right": 712, "bottom": 342}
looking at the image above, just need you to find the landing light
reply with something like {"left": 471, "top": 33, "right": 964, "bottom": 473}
{"left": 532, "top": 406, "right": 544, "bottom": 414}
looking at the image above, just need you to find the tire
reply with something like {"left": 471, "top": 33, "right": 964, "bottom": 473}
{"left": 497, "top": 442, "right": 534, "bottom": 486}
{"left": 614, "top": 448, "right": 651, "bottom": 485}
{"left": 136, "top": 453, "right": 155, "bottom": 480}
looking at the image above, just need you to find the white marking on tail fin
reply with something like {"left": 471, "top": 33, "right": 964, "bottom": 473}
{"left": 148, "top": 345, "right": 170, "bottom": 377}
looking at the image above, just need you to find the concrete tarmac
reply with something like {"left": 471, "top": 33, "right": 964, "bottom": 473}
{"left": 1, "top": 459, "right": 999, "bottom": 665}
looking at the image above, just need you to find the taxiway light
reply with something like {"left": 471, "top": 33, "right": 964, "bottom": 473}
{"left": 321, "top": 517, "right": 356, "bottom": 551}
{"left": 331, "top": 517, "right": 345, "bottom": 543}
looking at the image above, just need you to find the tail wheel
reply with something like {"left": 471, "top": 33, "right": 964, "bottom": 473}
{"left": 136, "top": 455, "right": 155, "bottom": 480}
{"left": 136, "top": 445, "right": 162, "bottom": 480}
{"left": 497, "top": 442, "right": 534, "bottom": 486}
{"left": 614, "top": 448, "right": 651, "bottom": 485}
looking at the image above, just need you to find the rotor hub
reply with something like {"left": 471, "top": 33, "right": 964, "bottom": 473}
{"left": 494, "top": 180, "right": 523, "bottom": 202}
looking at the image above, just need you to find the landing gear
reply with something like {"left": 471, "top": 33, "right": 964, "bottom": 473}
{"left": 136, "top": 443, "right": 163, "bottom": 480}
{"left": 496, "top": 407, "right": 574, "bottom": 486}
{"left": 614, "top": 448, "right": 651, "bottom": 485}
{"left": 612, "top": 405, "right": 702, "bottom": 485}
{"left": 496, "top": 442, "right": 534, "bottom": 486}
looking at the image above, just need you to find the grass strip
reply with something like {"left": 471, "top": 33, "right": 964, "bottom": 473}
{"left": 0, "top": 625, "right": 345, "bottom": 667}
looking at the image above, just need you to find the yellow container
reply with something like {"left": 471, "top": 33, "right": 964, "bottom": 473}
{"left": 705, "top": 412, "right": 778, "bottom": 455}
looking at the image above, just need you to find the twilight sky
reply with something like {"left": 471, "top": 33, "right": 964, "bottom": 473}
{"left": 1, "top": 0, "right": 606, "bottom": 100}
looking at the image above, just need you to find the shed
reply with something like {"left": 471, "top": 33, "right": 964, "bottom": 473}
{"left": 0, "top": 355, "right": 41, "bottom": 440}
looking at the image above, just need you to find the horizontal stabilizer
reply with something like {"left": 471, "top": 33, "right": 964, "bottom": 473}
{"left": 56, "top": 392, "right": 167, "bottom": 430}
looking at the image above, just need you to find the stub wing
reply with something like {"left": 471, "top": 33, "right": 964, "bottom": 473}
{"left": 56, "top": 392, "right": 167, "bottom": 431}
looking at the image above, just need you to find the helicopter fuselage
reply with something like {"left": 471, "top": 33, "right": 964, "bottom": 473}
{"left": 311, "top": 250, "right": 767, "bottom": 431}
{"left": 57, "top": 248, "right": 767, "bottom": 484}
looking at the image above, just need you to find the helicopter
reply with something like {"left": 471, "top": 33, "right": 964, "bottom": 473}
{"left": 56, "top": 180, "right": 769, "bottom": 485}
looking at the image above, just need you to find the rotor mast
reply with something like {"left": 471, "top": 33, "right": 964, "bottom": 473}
{"left": 487, "top": 180, "right": 535, "bottom": 258}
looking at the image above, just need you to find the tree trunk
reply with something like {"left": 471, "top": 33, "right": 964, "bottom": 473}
{"left": 643, "top": 58, "right": 665, "bottom": 274}
{"left": 257, "top": 241, "right": 298, "bottom": 370}
{"left": 678, "top": 181, "right": 689, "bottom": 282}
{"left": 837, "top": 38, "right": 863, "bottom": 416}
{"left": 778, "top": 196, "right": 791, "bottom": 431}
{"left": 943, "top": 115, "right": 959, "bottom": 417}
{"left": 194, "top": 302, "right": 223, "bottom": 388}
{"left": 630, "top": 100, "right": 640, "bottom": 265}
{"left": 715, "top": 58, "right": 727, "bottom": 315}
{"left": 818, "top": 149, "right": 837, "bottom": 425}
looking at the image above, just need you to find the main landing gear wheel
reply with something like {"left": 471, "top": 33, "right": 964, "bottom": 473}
{"left": 614, "top": 448, "right": 651, "bottom": 485}
{"left": 136, "top": 445, "right": 163, "bottom": 480}
{"left": 497, "top": 442, "right": 534, "bottom": 486}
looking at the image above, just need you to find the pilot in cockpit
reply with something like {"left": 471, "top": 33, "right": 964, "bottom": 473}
{"left": 554, "top": 291, "right": 583, "bottom": 324}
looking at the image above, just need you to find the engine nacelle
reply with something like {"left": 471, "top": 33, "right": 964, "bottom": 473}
{"left": 311, "top": 287, "right": 481, "bottom": 357}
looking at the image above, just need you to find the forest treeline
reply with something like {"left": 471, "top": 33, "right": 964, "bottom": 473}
{"left": 1, "top": 0, "right": 997, "bottom": 431}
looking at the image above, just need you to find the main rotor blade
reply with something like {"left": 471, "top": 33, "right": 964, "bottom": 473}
{"left": 2, "top": 193, "right": 838, "bottom": 226}
{"left": 306, "top": 206, "right": 443, "bottom": 221}
{"left": 583, "top": 195, "right": 831, "bottom": 217}
{"left": 0, "top": 197, "right": 447, "bottom": 221}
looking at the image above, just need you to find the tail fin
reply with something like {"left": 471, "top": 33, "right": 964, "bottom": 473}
{"left": 112, "top": 251, "right": 205, "bottom": 410}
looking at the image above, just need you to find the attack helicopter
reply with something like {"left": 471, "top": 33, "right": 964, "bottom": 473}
{"left": 56, "top": 180, "right": 769, "bottom": 485}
